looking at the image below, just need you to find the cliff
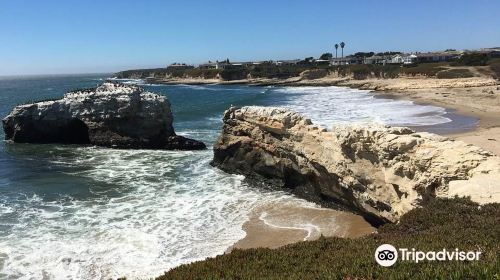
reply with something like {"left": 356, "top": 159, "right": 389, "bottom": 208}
{"left": 212, "top": 106, "right": 500, "bottom": 223}
{"left": 2, "top": 82, "right": 206, "bottom": 150}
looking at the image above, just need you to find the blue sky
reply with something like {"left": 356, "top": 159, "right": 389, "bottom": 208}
{"left": 1, "top": 0, "right": 499, "bottom": 75}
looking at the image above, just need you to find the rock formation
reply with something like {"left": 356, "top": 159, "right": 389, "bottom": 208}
{"left": 2, "top": 82, "right": 206, "bottom": 150}
{"left": 212, "top": 106, "right": 500, "bottom": 224}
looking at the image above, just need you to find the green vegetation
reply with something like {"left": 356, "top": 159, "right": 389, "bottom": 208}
{"left": 250, "top": 65, "right": 314, "bottom": 79}
{"left": 182, "top": 68, "right": 220, "bottom": 79}
{"left": 220, "top": 68, "right": 248, "bottom": 80}
{"left": 334, "top": 64, "right": 401, "bottom": 79}
{"left": 375, "top": 51, "right": 402, "bottom": 56}
{"left": 436, "top": 69, "right": 474, "bottom": 79}
{"left": 453, "top": 53, "right": 490, "bottom": 66}
{"left": 114, "top": 67, "right": 221, "bottom": 80}
{"left": 348, "top": 52, "right": 374, "bottom": 58}
{"left": 319, "top": 53, "right": 333, "bottom": 60}
{"left": 114, "top": 68, "right": 168, "bottom": 79}
{"left": 157, "top": 198, "right": 500, "bottom": 280}
{"left": 401, "top": 62, "right": 448, "bottom": 77}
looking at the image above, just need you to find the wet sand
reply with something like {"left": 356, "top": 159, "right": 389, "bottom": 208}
{"left": 229, "top": 203, "right": 375, "bottom": 251}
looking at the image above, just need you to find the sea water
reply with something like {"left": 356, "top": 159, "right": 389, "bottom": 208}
{"left": 0, "top": 75, "right": 477, "bottom": 279}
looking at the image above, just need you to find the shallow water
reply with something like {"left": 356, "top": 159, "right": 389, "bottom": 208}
{"left": 0, "top": 75, "right": 478, "bottom": 279}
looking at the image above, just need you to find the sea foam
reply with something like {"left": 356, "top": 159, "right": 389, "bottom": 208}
{"left": 0, "top": 147, "right": 316, "bottom": 279}
{"left": 271, "top": 86, "right": 451, "bottom": 128}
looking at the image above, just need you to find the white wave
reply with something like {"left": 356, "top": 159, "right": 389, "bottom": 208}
{"left": 111, "top": 79, "right": 146, "bottom": 85}
{"left": 0, "top": 147, "right": 317, "bottom": 279}
{"left": 272, "top": 86, "right": 451, "bottom": 128}
{"left": 175, "top": 84, "right": 248, "bottom": 92}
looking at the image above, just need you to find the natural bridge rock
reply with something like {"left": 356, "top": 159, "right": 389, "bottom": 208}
{"left": 2, "top": 82, "right": 206, "bottom": 150}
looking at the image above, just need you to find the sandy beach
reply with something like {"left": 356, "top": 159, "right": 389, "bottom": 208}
{"left": 229, "top": 203, "right": 375, "bottom": 251}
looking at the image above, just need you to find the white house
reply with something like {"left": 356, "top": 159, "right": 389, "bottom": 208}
{"left": 389, "top": 54, "right": 404, "bottom": 64}
{"left": 403, "top": 54, "right": 418, "bottom": 65}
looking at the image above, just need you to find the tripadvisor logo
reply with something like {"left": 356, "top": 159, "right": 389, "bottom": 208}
{"left": 375, "top": 244, "right": 398, "bottom": 267}
{"left": 374, "top": 244, "right": 482, "bottom": 267}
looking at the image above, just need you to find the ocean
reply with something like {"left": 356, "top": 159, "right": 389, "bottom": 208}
{"left": 0, "top": 74, "right": 478, "bottom": 279}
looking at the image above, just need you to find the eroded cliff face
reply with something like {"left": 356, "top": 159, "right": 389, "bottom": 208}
{"left": 212, "top": 106, "right": 500, "bottom": 223}
{"left": 2, "top": 82, "right": 206, "bottom": 150}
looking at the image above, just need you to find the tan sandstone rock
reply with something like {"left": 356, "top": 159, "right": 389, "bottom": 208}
{"left": 212, "top": 106, "right": 500, "bottom": 223}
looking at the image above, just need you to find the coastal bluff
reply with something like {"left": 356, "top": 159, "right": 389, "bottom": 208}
{"left": 2, "top": 82, "right": 206, "bottom": 150}
{"left": 212, "top": 106, "right": 500, "bottom": 224}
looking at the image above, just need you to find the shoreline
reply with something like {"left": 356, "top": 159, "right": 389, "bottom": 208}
{"left": 368, "top": 87, "right": 500, "bottom": 156}
{"left": 228, "top": 202, "right": 375, "bottom": 251}
{"left": 146, "top": 76, "right": 500, "bottom": 155}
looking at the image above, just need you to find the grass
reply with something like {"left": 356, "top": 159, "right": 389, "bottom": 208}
{"left": 452, "top": 53, "right": 490, "bottom": 66}
{"left": 157, "top": 198, "right": 500, "bottom": 280}
{"left": 436, "top": 69, "right": 474, "bottom": 79}
{"left": 339, "top": 64, "right": 401, "bottom": 79}
{"left": 401, "top": 62, "right": 449, "bottom": 77}
{"left": 249, "top": 65, "right": 315, "bottom": 79}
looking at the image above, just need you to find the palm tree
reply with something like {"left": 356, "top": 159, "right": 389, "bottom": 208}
{"left": 340, "top": 42, "right": 346, "bottom": 58}
{"left": 334, "top": 44, "right": 339, "bottom": 58}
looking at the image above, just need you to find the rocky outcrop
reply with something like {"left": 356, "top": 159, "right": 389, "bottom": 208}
{"left": 212, "top": 106, "right": 500, "bottom": 224}
{"left": 2, "top": 82, "right": 206, "bottom": 150}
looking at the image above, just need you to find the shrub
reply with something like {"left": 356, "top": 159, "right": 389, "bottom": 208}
{"left": 401, "top": 62, "right": 448, "bottom": 77}
{"left": 157, "top": 198, "right": 500, "bottom": 280}
{"left": 114, "top": 68, "right": 167, "bottom": 79}
{"left": 330, "top": 65, "right": 400, "bottom": 80}
{"left": 453, "top": 53, "right": 489, "bottom": 66}
{"left": 179, "top": 68, "right": 220, "bottom": 79}
{"left": 220, "top": 68, "right": 248, "bottom": 80}
{"left": 249, "top": 65, "right": 311, "bottom": 79}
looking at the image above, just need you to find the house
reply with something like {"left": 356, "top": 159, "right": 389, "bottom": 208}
{"left": 385, "top": 54, "right": 418, "bottom": 65}
{"left": 402, "top": 54, "right": 418, "bottom": 65}
{"left": 314, "top": 59, "right": 331, "bottom": 66}
{"left": 199, "top": 60, "right": 274, "bottom": 70}
{"left": 198, "top": 62, "right": 218, "bottom": 69}
{"left": 198, "top": 61, "right": 230, "bottom": 70}
{"left": 473, "top": 48, "right": 500, "bottom": 58}
{"left": 330, "top": 57, "right": 363, "bottom": 65}
{"left": 388, "top": 54, "right": 404, "bottom": 64}
{"left": 363, "top": 55, "right": 388, "bottom": 65}
{"left": 275, "top": 59, "right": 302, "bottom": 66}
{"left": 415, "top": 52, "right": 460, "bottom": 63}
